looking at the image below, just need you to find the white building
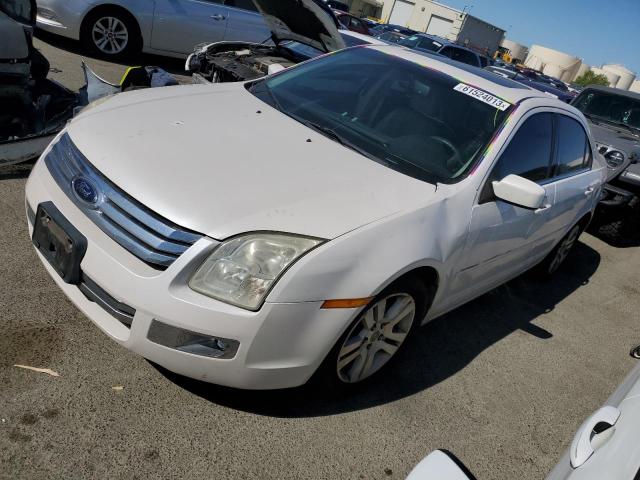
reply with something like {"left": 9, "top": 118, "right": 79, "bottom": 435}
{"left": 379, "top": 0, "right": 505, "bottom": 53}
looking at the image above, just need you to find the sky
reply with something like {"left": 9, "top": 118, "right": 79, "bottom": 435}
{"left": 441, "top": 0, "right": 640, "bottom": 73}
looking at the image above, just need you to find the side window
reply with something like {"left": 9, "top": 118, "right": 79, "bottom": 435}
{"left": 451, "top": 48, "right": 479, "bottom": 67}
{"left": 439, "top": 46, "right": 454, "bottom": 58}
{"left": 338, "top": 15, "right": 350, "bottom": 27}
{"left": 224, "top": 0, "right": 257, "bottom": 11}
{"left": 480, "top": 113, "right": 553, "bottom": 203}
{"left": 350, "top": 18, "right": 364, "bottom": 29}
{"left": 554, "top": 115, "right": 590, "bottom": 176}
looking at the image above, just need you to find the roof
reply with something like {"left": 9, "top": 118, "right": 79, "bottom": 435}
{"left": 367, "top": 45, "right": 559, "bottom": 105}
{"left": 581, "top": 85, "right": 640, "bottom": 101}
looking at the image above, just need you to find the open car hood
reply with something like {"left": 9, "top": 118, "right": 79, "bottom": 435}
{"left": 252, "top": 0, "right": 346, "bottom": 53}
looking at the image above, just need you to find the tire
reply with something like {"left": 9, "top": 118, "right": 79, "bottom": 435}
{"left": 537, "top": 223, "right": 582, "bottom": 275}
{"left": 315, "top": 277, "right": 432, "bottom": 389}
{"left": 80, "top": 8, "right": 141, "bottom": 59}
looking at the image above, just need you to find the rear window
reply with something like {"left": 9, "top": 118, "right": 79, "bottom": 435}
{"left": 554, "top": 115, "right": 590, "bottom": 176}
{"left": 400, "top": 35, "right": 442, "bottom": 52}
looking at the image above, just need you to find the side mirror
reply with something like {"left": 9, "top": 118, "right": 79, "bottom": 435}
{"left": 492, "top": 174, "right": 546, "bottom": 209}
{"left": 406, "top": 450, "right": 475, "bottom": 480}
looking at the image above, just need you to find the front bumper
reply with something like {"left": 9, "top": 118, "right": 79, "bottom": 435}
{"left": 25, "top": 157, "right": 357, "bottom": 390}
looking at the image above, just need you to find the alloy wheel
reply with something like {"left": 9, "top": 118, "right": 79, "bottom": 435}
{"left": 336, "top": 293, "right": 416, "bottom": 383}
{"left": 548, "top": 225, "right": 580, "bottom": 274}
{"left": 91, "top": 16, "right": 129, "bottom": 55}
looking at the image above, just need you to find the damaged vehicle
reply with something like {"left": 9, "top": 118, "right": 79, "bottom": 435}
{"left": 1, "top": 0, "right": 78, "bottom": 165}
{"left": 186, "top": 0, "right": 383, "bottom": 83}
{"left": 572, "top": 86, "right": 640, "bottom": 239}
{"left": 0, "top": 0, "right": 179, "bottom": 166}
{"left": 27, "top": 45, "right": 603, "bottom": 389}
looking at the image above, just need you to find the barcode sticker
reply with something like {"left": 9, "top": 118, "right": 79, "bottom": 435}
{"left": 453, "top": 83, "right": 511, "bottom": 111}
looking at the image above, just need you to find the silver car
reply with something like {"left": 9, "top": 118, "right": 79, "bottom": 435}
{"left": 36, "top": 0, "right": 270, "bottom": 58}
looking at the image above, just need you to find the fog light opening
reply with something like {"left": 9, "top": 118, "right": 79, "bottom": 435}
{"left": 147, "top": 320, "right": 239, "bottom": 359}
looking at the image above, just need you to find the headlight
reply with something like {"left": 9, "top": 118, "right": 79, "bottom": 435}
{"left": 189, "top": 233, "right": 323, "bottom": 310}
{"left": 604, "top": 150, "right": 625, "bottom": 168}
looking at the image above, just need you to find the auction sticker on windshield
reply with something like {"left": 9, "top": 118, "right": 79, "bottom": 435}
{"left": 454, "top": 83, "right": 511, "bottom": 111}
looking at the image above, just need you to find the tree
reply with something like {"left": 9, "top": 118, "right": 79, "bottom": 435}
{"left": 574, "top": 71, "right": 610, "bottom": 87}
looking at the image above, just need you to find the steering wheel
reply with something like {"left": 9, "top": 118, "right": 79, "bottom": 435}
{"left": 424, "top": 116, "right": 457, "bottom": 138}
{"left": 427, "top": 136, "right": 464, "bottom": 173}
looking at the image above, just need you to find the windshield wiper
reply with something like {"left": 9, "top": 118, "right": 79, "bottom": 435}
{"left": 288, "top": 115, "right": 391, "bottom": 166}
{"left": 584, "top": 113, "right": 639, "bottom": 136}
{"left": 607, "top": 120, "right": 639, "bottom": 136}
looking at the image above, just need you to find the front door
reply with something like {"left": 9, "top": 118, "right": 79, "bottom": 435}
{"left": 450, "top": 112, "right": 559, "bottom": 304}
{"left": 151, "top": 0, "right": 229, "bottom": 55}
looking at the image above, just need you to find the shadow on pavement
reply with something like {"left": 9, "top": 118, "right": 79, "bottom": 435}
{"left": 158, "top": 240, "right": 601, "bottom": 417}
{"left": 34, "top": 30, "right": 190, "bottom": 77}
{"left": 587, "top": 207, "right": 640, "bottom": 248}
{"left": 0, "top": 161, "right": 36, "bottom": 180}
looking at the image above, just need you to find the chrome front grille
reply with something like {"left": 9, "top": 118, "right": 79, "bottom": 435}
{"left": 45, "top": 134, "right": 202, "bottom": 269}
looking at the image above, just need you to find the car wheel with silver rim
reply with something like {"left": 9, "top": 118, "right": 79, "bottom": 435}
{"left": 81, "top": 8, "right": 141, "bottom": 59}
{"left": 319, "top": 278, "right": 431, "bottom": 387}
{"left": 540, "top": 223, "right": 582, "bottom": 275}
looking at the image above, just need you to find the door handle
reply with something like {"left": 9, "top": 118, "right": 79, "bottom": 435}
{"left": 210, "top": 14, "right": 226, "bottom": 20}
{"left": 584, "top": 186, "right": 596, "bottom": 196}
{"left": 570, "top": 405, "right": 620, "bottom": 468}
{"left": 534, "top": 203, "right": 551, "bottom": 214}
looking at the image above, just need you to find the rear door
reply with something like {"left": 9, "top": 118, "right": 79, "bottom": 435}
{"left": 150, "top": 0, "right": 229, "bottom": 55}
{"left": 222, "top": 0, "right": 270, "bottom": 43}
{"left": 545, "top": 113, "right": 601, "bottom": 237}
{"left": 449, "top": 112, "right": 558, "bottom": 303}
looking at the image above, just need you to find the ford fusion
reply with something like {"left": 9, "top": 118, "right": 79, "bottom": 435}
{"left": 26, "top": 46, "right": 604, "bottom": 389}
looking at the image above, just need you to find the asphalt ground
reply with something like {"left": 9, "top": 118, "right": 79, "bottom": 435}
{"left": 1, "top": 34, "right": 639, "bottom": 480}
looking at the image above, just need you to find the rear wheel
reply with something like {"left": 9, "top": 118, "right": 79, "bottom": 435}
{"left": 539, "top": 223, "right": 582, "bottom": 275}
{"left": 81, "top": 8, "right": 141, "bottom": 59}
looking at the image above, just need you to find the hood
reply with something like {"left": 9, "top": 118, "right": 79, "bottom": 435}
{"left": 587, "top": 120, "right": 640, "bottom": 182}
{"left": 66, "top": 84, "right": 433, "bottom": 240}
{"left": 587, "top": 121, "right": 640, "bottom": 154}
{"left": 251, "top": 0, "right": 345, "bottom": 53}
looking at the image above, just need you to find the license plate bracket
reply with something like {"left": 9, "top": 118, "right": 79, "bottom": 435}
{"left": 32, "top": 201, "right": 87, "bottom": 285}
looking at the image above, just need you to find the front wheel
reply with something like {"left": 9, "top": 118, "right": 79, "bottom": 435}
{"left": 318, "top": 278, "right": 431, "bottom": 388}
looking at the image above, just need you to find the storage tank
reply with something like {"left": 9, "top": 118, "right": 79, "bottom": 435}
{"left": 602, "top": 64, "right": 636, "bottom": 90}
{"left": 630, "top": 80, "right": 640, "bottom": 93}
{"left": 592, "top": 67, "right": 620, "bottom": 88}
{"left": 500, "top": 39, "right": 528, "bottom": 63}
{"left": 524, "top": 44, "right": 581, "bottom": 81}
{"left": 573, "top": 63, "right": 590, "bottom": 82}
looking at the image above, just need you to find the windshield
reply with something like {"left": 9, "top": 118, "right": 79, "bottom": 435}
{"left": 250, "top": 48, "right": 511, "bottom": 184}
{"left": 573, "top": 90, "right": 640, "bottom": 133}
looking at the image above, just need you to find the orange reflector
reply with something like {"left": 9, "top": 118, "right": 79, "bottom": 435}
{"left": 321, "top": 297, "right": 374, "bottom": 309}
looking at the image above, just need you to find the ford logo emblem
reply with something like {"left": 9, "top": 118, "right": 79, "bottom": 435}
{"left": 72, "top": 177, "right": 99, "bottom": 205}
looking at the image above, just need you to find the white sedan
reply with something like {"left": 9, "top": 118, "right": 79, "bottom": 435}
{"left": 25, "top": 45, "right": 604, "bottom": 389}
{"left": 409, "top": 358, "right": 640, "bottom": 479}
